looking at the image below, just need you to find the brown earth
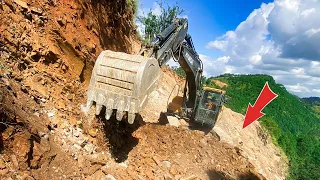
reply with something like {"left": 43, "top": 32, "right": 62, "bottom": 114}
{"left": 212, "top": 80, "right": 228, "bottom": 88}
{"left": 140, "top": 69, "right": 288, "bottom": 180}
{"left": 0, "top": 0, "right": 285, "bottom": 179}
{"left": 213, "top": 108, "right": 287, "bottom": 179}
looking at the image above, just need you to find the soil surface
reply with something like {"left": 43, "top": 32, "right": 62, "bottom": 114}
{"left": 0, "top": 0, "right": 286, "bottom": 179}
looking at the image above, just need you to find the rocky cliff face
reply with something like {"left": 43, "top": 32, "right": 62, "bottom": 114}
{"left": 213, "top": 108, "right": 288, "bottom": 179}
{"left": 1, "top": 0, "right": 140, "bottom": 85}
{"left": 0, "top": 0, "right": 139, "bottom": 179}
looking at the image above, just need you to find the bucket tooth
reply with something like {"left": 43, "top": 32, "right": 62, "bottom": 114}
{"left": 117, "top": 100, "right": 124, "bottom": 111}
{"left": 128, "top": 113, "right": 135, "bottom": 124}
{"left": 106, "top": 99, "right": 114, "bottom": 110}
{"left": 81, "top": 100, "right": 93, "bottom": 113}
{"left": 105, "top": 109, "right": 112, "bottom": 120}
{"left": 95, "top": 104, "right": 103, "bottom": 115}
{"left": 116, "top": 111, "right": 123, "bottom": 121}
{"left": 116, "top": 99, "right": 125, "bottom": 121}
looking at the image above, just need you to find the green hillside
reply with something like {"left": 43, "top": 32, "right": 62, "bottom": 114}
{"left": 302, "top": 97, "right": 320, "bottom": 118}
{"left": 207, "top": 74, "right": 320, "bottom": 180}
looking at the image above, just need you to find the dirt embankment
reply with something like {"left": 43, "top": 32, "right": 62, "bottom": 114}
{"left": 213, "top": 108, "right": 288, "bottom": 179}
{"left": 1, "top": 0, "right": 140, "bottom": 85}
{"left": 0, "top": 0, "right": 286, "bottom": 179}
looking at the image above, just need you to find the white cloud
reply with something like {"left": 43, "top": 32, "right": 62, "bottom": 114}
{"left": 177, "top": 14, "right": 188, "bottom": 19}
{"left": 286, "top": 83, "right": 310, "bottom": 93}
{"left": 250, "top": 55, "right": 262, "bottom": 65}
{"left": 206, "top": 40, "right": 228, "bottom": 51}
{"left": 305, "top": 28, "right": 320, "bottom": 38}
{"left": 225, "top": 66, "right": 235, "bottom": 74}
{"left": 217, "top": 56, "right": 230, "bottom": 63}
{"left": 291, "top": 67, "right": 304, "bottom": 75}
{"left": 199, "top": 54, "right": 234, "bottom": 77}
{"left": 301, "top": 8, "right": 316, "bottom": 17}
{"left": 136, "top": 21, "right": 145, "bottom": 38}
{"left": 151, "top": 2, "right": 162, "bottom": 16}
{"left": 308, "top": 61, "right": 320, "bottom": 77}
{"left": 204, "top": 0, "right": 320, "bottom": 97}
{"left": 312, "top": 89, "right": 320, "bottom": 93}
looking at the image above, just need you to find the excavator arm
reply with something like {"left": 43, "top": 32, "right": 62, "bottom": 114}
{"left": 147, "top": 18, "right": 203, "bottom": 116}
{"left": 150, "top": 18, "right": 203, "bottom": 118}
{"left": 82, "top": 18, "right": 203, "bottom": 124}
{"left": 173, "top": 41, "right": 203, "bottom": 118}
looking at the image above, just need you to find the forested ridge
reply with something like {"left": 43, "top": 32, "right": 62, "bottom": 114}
{"left": 302, "top": 97, "right": 320, "bottom": 118}
{"left": 206, "top": 74, "right": 320, "bottom": 179}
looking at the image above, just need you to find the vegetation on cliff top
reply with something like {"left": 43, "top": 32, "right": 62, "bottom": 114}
{"left": 136, "top": 1, "right": 184, "bottom": 43}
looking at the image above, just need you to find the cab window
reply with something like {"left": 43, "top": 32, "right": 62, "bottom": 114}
{"left": 202, "top": 91, "right": 220, "bottom": 111}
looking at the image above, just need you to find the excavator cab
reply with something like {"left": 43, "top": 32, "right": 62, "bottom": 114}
{"left": 194, "top": 87, "right": 227, "bottom": 127}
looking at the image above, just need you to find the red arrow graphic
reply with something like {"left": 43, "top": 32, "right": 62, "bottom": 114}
{"left": 243, "top": 82, "right": 278, "bottom": 129}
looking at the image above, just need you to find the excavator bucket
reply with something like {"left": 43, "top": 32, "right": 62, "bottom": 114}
{"left": 82, "top": 50, "right": 161, "bottom": 124}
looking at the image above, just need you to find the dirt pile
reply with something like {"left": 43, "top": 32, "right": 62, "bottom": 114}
{"left": 142, "top": 70, "right": 288, "bottom": 179}
{"left": 0, "top": 76, "right": 74, "bottom": 179}
{"left": 213, "top": 108, "right": 288, "bottom": 180}
{"left": 140, "top": 66, "right": 185, "bottom": 123}
{"left": 127, "top": 124, "right": 264, "bottom": 180}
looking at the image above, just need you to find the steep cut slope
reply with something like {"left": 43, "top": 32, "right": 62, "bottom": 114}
{"left": 0, "top": 0, "right": 139, "bottom": 179}
{"left": 213, "top": 108, "right": 287, "bottom": 179}
{"left": 1, "top": 0, "right": 140, "bottom": 86}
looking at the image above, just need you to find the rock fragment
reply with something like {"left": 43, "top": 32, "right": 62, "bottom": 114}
{"left": 167, "top": 116, "right": 180, "bottom": 127}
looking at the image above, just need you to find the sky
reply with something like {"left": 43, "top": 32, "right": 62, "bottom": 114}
{"left": 137, "top": 0, "right": 320, "bottom": 97}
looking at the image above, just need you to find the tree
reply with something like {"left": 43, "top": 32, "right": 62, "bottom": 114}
{"left": 296, "top": 135, "right": 316, "bottom": 158}
{"left": 172, "top": 66, "right": 186, "bottom": 77}
{"left": 201, "top": 76, "right": 206, "bottom": 85}
{"left": 137, "top": 1, "right": 184, "bottom": 43}
{"left": 205, "top": 78, "right": 212, "bottom": 85}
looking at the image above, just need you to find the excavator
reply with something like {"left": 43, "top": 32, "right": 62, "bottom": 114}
{"left": 82, "top": 18, "right": 227, "bottom": 127}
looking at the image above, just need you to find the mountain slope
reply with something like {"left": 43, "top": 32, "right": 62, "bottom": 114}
{"left": 302, "top": 97, "right": 320, "bottom": 118}
{"left": 302, "top": 97, "right": 320, "bottom": 104}
{"left": 210, "top": 74, "right": 320, "bottom": 180}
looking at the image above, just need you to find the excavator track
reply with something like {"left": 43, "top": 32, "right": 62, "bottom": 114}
{"left": 82, "top": 50, "right": 161, "bottom": 124}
